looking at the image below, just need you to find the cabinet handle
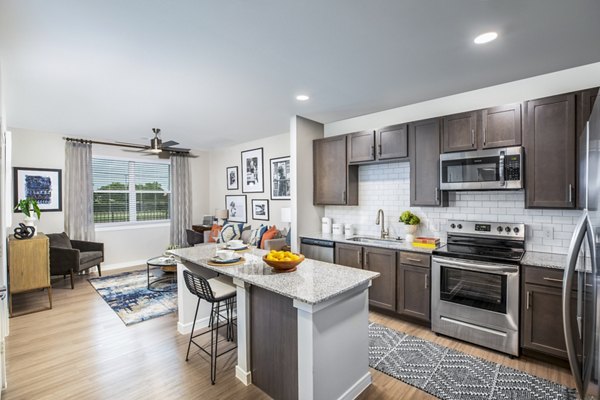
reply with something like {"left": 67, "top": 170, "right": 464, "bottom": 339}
{"left": 357, "top": 250, "right": 361, "bottom": 266}
{"left": 526, "top": 291, "right": 532, "bottom": 310}
{"left": 568, "top": 184, "right": 573, "bottom": 204}
{"left": 342, "top": 190, "right": 346, "bottom": 203}
{"left": 378, "top": 144, "right": 382, "bottom": 156}
{"left": 471, "top": 129, "right": 475, "bottom": 146}
{"left": 434, "top": 187, "right": 440, "bottom": 205}
{"left": 424, "top": 274, "right": 428, "bottom": 289}
{"left": 406, "top": 257, "right": 422, "bottom": 263}
{"left": 371, "top": 146, "right": 375, "bottom": 159}
{"left": 364, "top": 251, "right": 369, "bottom": 268}
{"left": 483, "top": 127, "right": 487, "bottom": 146}
{"left": 543, "top": 277, "right": 563, "bottom": 283}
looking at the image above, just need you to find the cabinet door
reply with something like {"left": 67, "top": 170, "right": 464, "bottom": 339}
{"left": 376, "top": 124, "right": 408, "bottom": 160}
{"left": 9, "top": 235, "right": 50, "bottom": 293}
{"left": 313, "top": 136, "right": 349, "bottom": 205}
{"left": 481, "top": 103, "right": 522, "bottom": 149}
{"left": 410, "top": 118, "right": 446, "bottom": 207}
{"left": 348, "top": 130, "right": 375, "bottom": 163}
{"left": 442, "top": 111, "right": 478, "bottom": 153}
{"left": 525, "top": 93, "right": 576, "bottom": 208}
{"left": 364, "top": 247, "right": 396, "bottom": 311}
{"left": 335, "top": 243, "right": 363, "bottom": 269}
{"left": 522, "top": 283, "right": 580, "bottom": 359}
{"left": 577, "top": 88, "right": 598, "bottom": 209}
{"left": 397, "top": 264, "right": 430, "bottom": 322}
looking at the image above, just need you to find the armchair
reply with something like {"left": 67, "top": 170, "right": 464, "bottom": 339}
{"left": 47, "top": 232, "right": 104, "bottom": 289}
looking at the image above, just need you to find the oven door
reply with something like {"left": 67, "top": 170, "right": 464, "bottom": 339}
{"left": 432, "top": 256, "right": 520, "bottom": 332}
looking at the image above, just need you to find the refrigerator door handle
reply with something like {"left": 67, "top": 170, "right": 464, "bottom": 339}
{"left": 581, "top": 217, "right": 597, "bottom": 396}
{"left": 563, "top": 213, "right": 588, "bottom": 396}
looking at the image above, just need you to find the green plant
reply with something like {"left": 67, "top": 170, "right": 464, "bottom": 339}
{"left": 399, "top": 210, "right": 420, "bottom": 225}
{"left": 14, "top": 198, "right": 41, "bottom": 219}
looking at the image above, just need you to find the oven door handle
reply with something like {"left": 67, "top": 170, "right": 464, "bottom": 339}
{"left": 432, "top": 256, "right": 519, "bottom": 274}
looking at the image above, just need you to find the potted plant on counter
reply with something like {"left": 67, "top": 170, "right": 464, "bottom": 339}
{"left": 399, "top": 210, "right": 420, "bottom": 243}
{"left": 14, "top": 197, "right": 41, "bottom": 236}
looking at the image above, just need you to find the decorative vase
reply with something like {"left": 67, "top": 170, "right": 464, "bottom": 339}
{"left": 24, "top": 215, "right": 37, "bottom": 236}
{"left": 405, "top": 224, "right": 418, "bottom": 243}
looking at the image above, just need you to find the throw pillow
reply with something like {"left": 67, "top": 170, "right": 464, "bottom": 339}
{"left": 219, "top": 223, "right": 245, "bottom": 242}
{"left": 248, "top": 225, "right": 268, "bottom": 247}
{"left": 208, "top": 224, "right": 221, "bottom": 243}
{"left": 260, "top": 225, "right": 279, "bottom": 249}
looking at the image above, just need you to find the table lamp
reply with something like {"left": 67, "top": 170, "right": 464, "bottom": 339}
{"left": 215, "top": 209, "right": 228, "bottom": 226}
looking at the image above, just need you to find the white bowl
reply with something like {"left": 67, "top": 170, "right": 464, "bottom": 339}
{"left": 216, "top": 250, "right": 236, "bottom": 260}
{"left": 228, "top": 239, "right": 244, "bottom": 247}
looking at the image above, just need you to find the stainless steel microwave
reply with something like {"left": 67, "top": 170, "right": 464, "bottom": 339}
{"left": 440, "top": 146, "right": 523, "bottom": 190}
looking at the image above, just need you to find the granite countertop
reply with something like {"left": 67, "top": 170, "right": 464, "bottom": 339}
{"left": 168, "top": 244, "right": 380, "bottom": 305}
{"left": 300, "top": 232, "right": 439, "bottom": 254}
{"left": 521, "top": 251, "right": 568, "bottom": 270}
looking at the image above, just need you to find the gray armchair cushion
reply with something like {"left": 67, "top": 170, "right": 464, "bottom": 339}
{"left": 47, "top": 232, "right": 72, "bottom": 249}
{"left": 80, "top": 251, "right": 103, "bottom": 265}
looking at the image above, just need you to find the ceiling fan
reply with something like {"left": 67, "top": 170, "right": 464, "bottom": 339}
{"left": 119, "top": 128, "right": 194, "bottom": 158}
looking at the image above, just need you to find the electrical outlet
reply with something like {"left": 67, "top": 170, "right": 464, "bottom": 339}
{"left": 542, "top": 226, "right": 553, "bottom": 239}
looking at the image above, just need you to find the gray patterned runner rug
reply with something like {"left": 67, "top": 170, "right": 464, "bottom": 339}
{"left": 369, "top": 322, "right": 577, "bottom": 399}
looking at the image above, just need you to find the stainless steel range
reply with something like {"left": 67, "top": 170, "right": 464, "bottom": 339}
{"left": 432, "top": 220, "right": 525, "bottom": 356}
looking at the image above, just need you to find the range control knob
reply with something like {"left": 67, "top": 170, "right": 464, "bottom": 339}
{"left": 505, "top": 226, "right": 511, "bottom": 233}
{"left": 450, "top": 223, "right": 456, "bottom": 229}
{"left": 457, "top": 224, "right": 463, "bottom": 229}
{"left": 497, "top": 226, "right": 503, "bottom": 232}
{"left": 513, "top": 227, "right": 520, "bottom": 234}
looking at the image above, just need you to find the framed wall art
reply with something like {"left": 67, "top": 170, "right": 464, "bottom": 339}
{"left": 225, "top": 194, "right": 247, "bottom": 223}
{"left": 226, "top": 166, "right": 239, "bottom": 190}
{"left": 241, "top": 148, "right": 264, "bottom": 193}
{"left": 270, "top": 156, "right": 290, "bottom": 200}
{"left": 251, "top": 199, "right": 269, "bottom": 221}
{"left": 13, "top": 167, "right": 62, "bottom": 212}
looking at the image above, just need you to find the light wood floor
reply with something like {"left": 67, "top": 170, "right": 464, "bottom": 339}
{"left": 4, "top": 267, "right": 574, "bottom": 400}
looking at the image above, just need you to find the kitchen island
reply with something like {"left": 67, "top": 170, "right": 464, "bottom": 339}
{"left": 169, "top": 244, "right": 380, "bottom": 400}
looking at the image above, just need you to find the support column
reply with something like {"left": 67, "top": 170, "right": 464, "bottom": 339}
{"left": 234, "top": 277, "right": 252, "bottom": 385}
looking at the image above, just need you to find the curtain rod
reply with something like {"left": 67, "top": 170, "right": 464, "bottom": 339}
{"left": 62, "top": 136, "right": 191, "bottom": 155}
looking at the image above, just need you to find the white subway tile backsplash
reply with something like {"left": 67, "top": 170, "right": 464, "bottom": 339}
{"left": 324, "top": 162, "right": 581, "bottom": 254}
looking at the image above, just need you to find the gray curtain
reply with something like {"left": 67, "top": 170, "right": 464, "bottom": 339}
{"left": 65, "top": 141, "right": 95, "bottom": 241}
{"left": 170, "top": 155, "right": 192, "bottom": 247}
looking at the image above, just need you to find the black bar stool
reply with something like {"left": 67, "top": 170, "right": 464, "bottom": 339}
{"left": 183, "top": 270, "right": 237, "bottom": 384}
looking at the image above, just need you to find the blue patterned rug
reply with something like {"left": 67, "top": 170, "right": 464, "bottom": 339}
{"left": 89, "top": 269, "right": 177, "bottom": 326}
{"left": 369, "top": 322, "right": 577, "bottom": 400}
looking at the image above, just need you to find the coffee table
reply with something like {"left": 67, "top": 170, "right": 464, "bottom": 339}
{"left": 146, "top": 256, "right": 178, "bottom": 292}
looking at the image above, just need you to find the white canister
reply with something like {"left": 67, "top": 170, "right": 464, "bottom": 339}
{"left": 344, "top": 224, "right": 353, "bottom": 239}
{"left": 332, "top": 223, "right": 344, "bottom": 235}
{"left": 322, "top": 217, "right": 332, "bottom": 234}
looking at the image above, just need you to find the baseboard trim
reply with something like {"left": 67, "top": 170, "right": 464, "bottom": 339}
{"left": 235, "top": 365, "right": 252, "bottom": 386}
{"left": 101, "top": 259, "right": 148, "bottom": 272}
{"left": 177, "top": 316, "right": 210, "bottom": 335}
{"left": 337, "top": 372, "right": 372, "bottom": 400}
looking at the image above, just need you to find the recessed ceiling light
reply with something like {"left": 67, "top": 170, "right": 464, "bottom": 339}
{"left": 296, "top": 94, "right": 310, "bottom": 101}
{"left": 474, "top": 31, "right": 498, "bottom": 44}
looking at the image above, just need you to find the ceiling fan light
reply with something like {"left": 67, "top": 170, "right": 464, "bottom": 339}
{"left": 149, "top": 148, "right": 162, "bottom": 154}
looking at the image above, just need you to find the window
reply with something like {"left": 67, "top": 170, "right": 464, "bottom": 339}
{"left": 92, "top": 157, "right": 170, "bottom": 224}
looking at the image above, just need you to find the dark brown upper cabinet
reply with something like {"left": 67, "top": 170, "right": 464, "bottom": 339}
{"left": 577, "top": 88, "right": 599, "bottom": 209}
{"left": 481, "top": 103, "right": 522, "bottom": 149}
{"left": 364, "top": 247, "right": 397, "bottom": 311}
{"left": 377, "top": 124, "right": 409, "bottom": 160}
{"left": 313, "top": 136, "right": 358, "bottom": 206}
{"left": 348, "top": 124, "right": 409, "bottom": 164}
{"left": 348, "top": 130, "right": 376, "bottom": 163}
{"left": 524, "top": 93, "right": 576, "bottom": 208}
{"left": 410, "top": 118, "right": 447, "bottom": 207}
{"left": 442, "top": 111, "right": 478, "bottom": 153}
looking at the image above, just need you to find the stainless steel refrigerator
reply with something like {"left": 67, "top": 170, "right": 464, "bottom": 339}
{"left": 564, "top": 95, "right": 600, "bottom": 399}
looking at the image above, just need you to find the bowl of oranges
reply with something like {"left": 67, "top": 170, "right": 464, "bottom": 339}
{"left": 263, "top": 250, "right": 305, "bottom": 272}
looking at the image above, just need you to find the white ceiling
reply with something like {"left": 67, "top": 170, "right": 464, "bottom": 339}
{"left": 1, "top": 0, "right": 599, "bottom": 149}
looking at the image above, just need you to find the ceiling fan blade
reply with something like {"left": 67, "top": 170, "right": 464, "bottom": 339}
{"left": 123, "top": 148, "right": 151, "bottom": 153}
{"left": 161, "top": 140, "right": 179, "bottom": 148}
{"left": 163, "top": 146, "right": 190, "bottom": 152}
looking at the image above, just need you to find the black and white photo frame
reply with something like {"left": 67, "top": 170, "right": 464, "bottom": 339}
{"left": 241, "top": 147, "right": 264, "bottom": 193}
{"left": 13, "top": 167, "right": 62, "bottom": 212}
{"left": 270, "top": 156, "right": 290, "bottom": 200}
{"left": 225, "top": 194, "right": 247, "bottom": 223}
{"left": 226, "top": 166, "right": 239, "bottom": 190}
{"left": 251, "top": 199, "right": 269, "bottom": 221}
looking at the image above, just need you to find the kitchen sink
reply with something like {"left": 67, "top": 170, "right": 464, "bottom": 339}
{"left": 348, "top": 236, "right": 403, "bottom": 245}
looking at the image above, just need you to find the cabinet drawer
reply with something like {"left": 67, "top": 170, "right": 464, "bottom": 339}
{"left": 523, "top": 266, "right": 564, "bottom": 288}
{"left": 399, "top": 252, "right": 430, "bottom": 268}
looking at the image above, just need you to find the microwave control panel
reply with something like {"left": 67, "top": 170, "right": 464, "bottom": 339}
{"left": 505, "top": 155, "right": 521, "bottom": 181}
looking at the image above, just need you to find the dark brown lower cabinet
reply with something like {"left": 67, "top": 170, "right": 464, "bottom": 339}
{"left": 397, "top": 263, "right": 430, "bottom": 322}
{"left": 364, "top": 247, "right": 396, "bottom": 311}
{"left": 335, "top": 243, "right": 363, "bottom": 269}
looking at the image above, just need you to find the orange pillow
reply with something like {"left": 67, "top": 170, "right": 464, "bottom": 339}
{"left": 260, "top": 226, "right": 278, "bottom": 249}
{"left": 208, "top": 224, "right": 221, "bottom": 243}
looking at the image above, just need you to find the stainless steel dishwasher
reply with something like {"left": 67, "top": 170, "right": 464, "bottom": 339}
{"left": 300, "top": 238, "right": 335, "bottom": 263}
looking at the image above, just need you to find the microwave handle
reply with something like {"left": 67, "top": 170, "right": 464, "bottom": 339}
{"left": 499, "top": 151, "right": 505, "bottom": 186}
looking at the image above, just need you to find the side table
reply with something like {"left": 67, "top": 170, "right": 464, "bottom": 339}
{"left": 146, "top": 256, "right": 178, "bottom": 292}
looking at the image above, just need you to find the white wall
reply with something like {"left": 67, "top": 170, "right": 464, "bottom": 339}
{"left": 9, "top": 128, "right": 211, "bottom": 269}
{"left": 208, "top": 132, "right": 291, "bottom": 230}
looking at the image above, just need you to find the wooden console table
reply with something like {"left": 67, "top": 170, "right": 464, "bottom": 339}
{"left": 8, "top": 233, "right": 52, "bottom": 317}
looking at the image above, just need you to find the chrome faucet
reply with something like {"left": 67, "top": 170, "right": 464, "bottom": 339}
{"left": 375, "top": 209, "right": 389, "bottom": 239}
